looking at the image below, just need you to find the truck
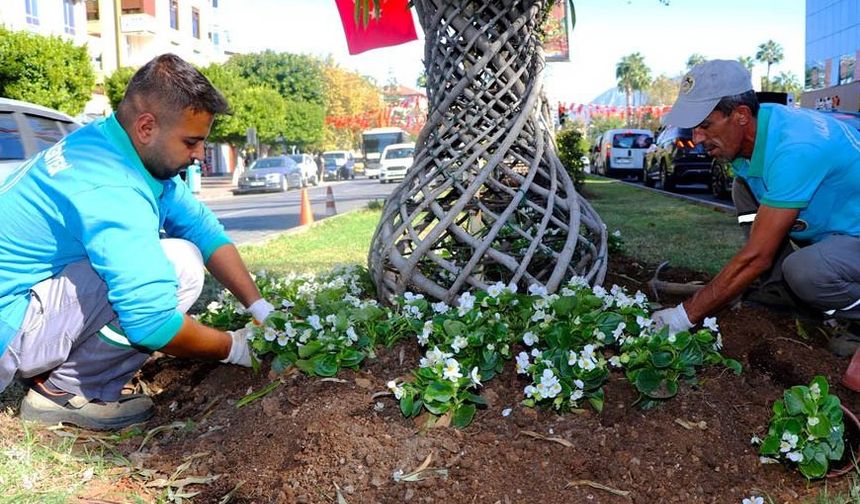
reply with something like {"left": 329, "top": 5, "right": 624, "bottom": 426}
{"left": 361, "top": 127, "right": 407, "bottom": 178}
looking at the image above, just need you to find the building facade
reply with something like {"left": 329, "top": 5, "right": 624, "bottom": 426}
{"left": 803, "top": 0, "right": 860, "bottom": 111}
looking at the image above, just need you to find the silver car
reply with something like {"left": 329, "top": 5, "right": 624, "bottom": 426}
{"left": 235, "top": 156, "right": 300, "bottom": 193}
{"left": 0, "top": 97, "right": 81, "bottom": 182}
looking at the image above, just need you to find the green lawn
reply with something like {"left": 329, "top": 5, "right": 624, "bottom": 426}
{"left": 583, "top": 177, "right": 743, "bottom": 275}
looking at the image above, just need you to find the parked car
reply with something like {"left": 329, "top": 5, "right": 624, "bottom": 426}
{"left": 288, "top": 153, "right": 320, "bottom": 187}
{"left": 379, "top": 143, "right": 415, "bottom": 183}
{"left": 594, "top": 128, "right": 652, "bottom": 179}
{"left": 0, "top": 97, "right": 81, "bottom": 182}
{"left": 322, "top": 150, "right": 355, "bottom": 180}
{"left": 235, "top": 156, "right": 301, "bottom": 193}
{"left": 644, "top": 126, "right": 713, "bottom": 191}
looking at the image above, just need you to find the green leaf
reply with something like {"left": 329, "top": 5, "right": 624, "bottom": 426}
{"left": 298, "top": 340, "right": 324, "bottom": 359}
{"left": 423, "top": 380, "right": 455, "bottom": 403}
{"left": 294, "top": 359, "right": 315, "bottom": 374}
{"left": 811, "top": 375, "right": 830, "bottom": 400}
{"left": 312, "top": 354, "right": 339, "bottom": 377}
{"left": 400, "top": 393, "right": 414, "bottom": 417}
{"left": 799, "top": 449, "right": 828, "bottom": 479}
{"left": 552, "top": 296, "right": 578, "bottom": 316}
{"left": 784, "top": 387, "right": 806, "bottom": 416}
{"left": 588, "top": 390, "right": 605, "bottom": 413}
{"left": 452, "top": 403, "right": 477, "bottom": 428}
{"left": 723, "top": 358, "right": 743, "bottom": 375}
{"left": 464, "top": 392, "right": 487, "bottom": 406}
{"left": 633, "top": 368, "right": 663, "bottom": 395}
{"left": 339, "top": 348, "right": 365, "bottom": 367}
{"left": 650, "top": 351, "right": 674, "bottom": 369}
{"left": 760, "top": 435, "right": 780, "bottom": 456}
{"left": 443, "top": 320, "right": 467, "bottom": 338}
{"left": 411, "top": 398, "right": 424, "bottom": 417}
{"left": 808, "top": 415, "right": 832, "bottom": 438}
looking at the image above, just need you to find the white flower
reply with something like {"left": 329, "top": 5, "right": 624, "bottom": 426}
{"left": 808, "top": 416, "right": 820, "bottom": 427}
{"left": 528, "top": 284, "right": 548, "bottom": 297}
{"left": 263, "top": 327, "right": 277, "bottom": 342}
{"left": 325, "top": 314, "right": 337, "bottom": 326}
{"left": 431, "top": 302, "right": 450, "bottom": 314}
{"left": 418, "top": 320, "right": 432, "bottom": 346}
{"left": 611, "top": 322, "right": 626, "bottom": 341}
{"left": 703, "top": 317, "right": 719, "bottom": 333}
{"left": 531, "top": 348, "right": 542, "bottom": 358}
{"left": 457, "top": 292, "right": 476, "bottom": 316}
{"left": 568, "top": 276, "right": 589, "bottom": 289}
{"left": 779, "top": 432, "right": 798, "bottom": 453}
{"left": 713, "top": 333, "right": 723, "bottom": 351}
{"left": 406, "top": 304, "right": 423, "bottom": 318}
{"left": 742, "top": 497, "right": 764, "bottom": 504}
{"left": 668, "top": 333, "right": 677, "bottom": 344}
{"left": 567, "top": 350, "right": 578, "bottom": 366}
{"left": 451, "top": 335, "right": 468, "bottom": 353}
{"left": 506, "top": 283, "right": 518, "bottom": 294}
{"left": 810, "top": 382, "right": 821, "bottom": 400}
{"left": 487, "top": 343, "right": 495, "bottom": 351}
{"left": 284, "top": 323, "right": 297, "bottom": 339}
{"left": 206, "top": 301, "right": 222, "bottom": 312}
{"left": 470, "top": 367, "right": 482, "bottom": 387}
{"left": 346, "top": 326, "right": 358, "bottom": 342}
{"left": 592, "top": 285, "right": 608, "bottom": 299}
{"left": 636, "top": 315, "right": 652, "bottom": 329}
{"left": 281, "top": 299, "right": 294, "bottom": 309}
{"left": 759, "top": 456, "right": 779, "bottom": 464}
{"left": 577, "top": 344, "right": 598, "bottom": 371}
{"left": 515, "top": 352, "right": 531, "bottom": 374}
{"left": 487, "top": 282, "right": 505, "bottom": 298}
{"left": 523, "top": 331, "right": 538, "bottom": 347}
{"left": 750, "top": 435, "right": 762, "bottom": 445}
{"left": 530, "top": 310, "right": 547, "bottom": 323}
{"left": 443, "top": 358, "right": 463, "bottom": 382}
{"left": 612, "top": 229, "right": 622, "bottom": 238}
{"left": 524, "top": 385, "right": 538, "bottom": 398}
{"left": 277, "top": 334, "right": 290, "bottom": 346}
{"left": 502, "top": 408, "right": 512, "bottom": 417}
{"left": 535, "top": 369, "right": 562, "bottom": 399}
{"left": 787, "top": 451, "right": 803, "bottom": 462}
{"left": 560, "top": 287, "right": 575, "bottom": 297}
{"left": 609, "top": 355, "right": 622, "bottom": 368}
{"left": 307, "top": 314, "right": 323, "bottom": 330}
{"left": 387, "top": 380, "right": 405, "bottom": 399}
{"left": 571, "top": 389, "right": 584, "bottom": 401}
{"left": 419, "top": 346, "right": 447, "bottom": 368}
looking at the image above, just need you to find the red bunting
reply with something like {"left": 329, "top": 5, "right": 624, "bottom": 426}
{"left": 335, "top": 0, "right": 418, "bottom": 55}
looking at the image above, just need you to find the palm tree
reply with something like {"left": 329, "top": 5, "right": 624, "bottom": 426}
{"left": 755, "top": 40, "right": 784, "bottom": 91}
{"left": 737, "top": 56, "right": 755, "bottom": 74}
{"left": 685, "top": 53, "right": 706, "bottom": 71}
{"left": 616, "top": 52, "right": 651, "bottom": 126}
{"left": 771, "top": 71, "right": 802, "bottom": 102}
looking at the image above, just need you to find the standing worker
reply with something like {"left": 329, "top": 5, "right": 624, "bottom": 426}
{"left": 0, "top": 54, "right": 274, "bottom": 430}
{"left": 651, "top": 60, "right": 860, "bottom": 389}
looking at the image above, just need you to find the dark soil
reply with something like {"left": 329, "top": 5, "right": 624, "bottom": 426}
{"left": 107, "top": 256, "right": 860, "bottom": 502}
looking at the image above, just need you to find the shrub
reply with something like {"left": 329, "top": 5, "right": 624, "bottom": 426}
{"left": 555, "top": 126, "right": 590, "bottom": 192}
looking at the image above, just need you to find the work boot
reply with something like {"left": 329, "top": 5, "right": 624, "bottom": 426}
{"left": 828, "top": 320, "right": 860, "bottom": 358}
{"left": 19, "top": 381, "right": 153, "bottom": 430}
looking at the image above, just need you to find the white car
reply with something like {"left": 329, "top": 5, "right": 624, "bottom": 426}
{"left": 0, "top": 97, "right": 81, "bottom": 182}
{"left": 287, "top": 153, "right": 320, "bottom": 187}
{"left": 379, "top": 143, "right": 415, "bottom": 184}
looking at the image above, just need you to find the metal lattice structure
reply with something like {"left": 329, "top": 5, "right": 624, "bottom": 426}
{"left": 369, "top": 0, "right": 607, "bottom": 304}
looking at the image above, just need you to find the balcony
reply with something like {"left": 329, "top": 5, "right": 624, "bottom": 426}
{"left": 120, "top": 13, "right": 157, "bottom": 35}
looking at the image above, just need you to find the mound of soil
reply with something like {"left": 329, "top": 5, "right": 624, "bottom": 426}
{"left": 96, "top": 256, "right": 860, "bottom": 502}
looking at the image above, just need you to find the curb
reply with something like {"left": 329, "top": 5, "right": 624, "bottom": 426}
{"left": 593, "top": 175, "right": 735, "bottom": 215}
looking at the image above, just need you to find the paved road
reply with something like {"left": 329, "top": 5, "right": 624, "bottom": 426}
{"left": 202, "top": 177, "right": 397, "bottom": 245}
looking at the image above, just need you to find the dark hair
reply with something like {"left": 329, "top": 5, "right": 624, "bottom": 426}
{"left": 714, "top": 90, "right": 759, "bottom": 118}
{"left": 118, "top": 53, "right": 230, "bottom": 124}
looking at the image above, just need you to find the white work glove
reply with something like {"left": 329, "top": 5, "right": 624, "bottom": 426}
{"left": 652, "top": 304, "right": 694, "bottom": 335}
{"left": 221, "top": 328, "right": 253, "bottom": 367}
{"left": 247, "top": 298, "right": 274, "bottom": 324}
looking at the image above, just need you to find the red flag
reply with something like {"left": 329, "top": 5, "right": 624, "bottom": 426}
{"left": 335, "top": 0, "right": 418, "bottom": 55}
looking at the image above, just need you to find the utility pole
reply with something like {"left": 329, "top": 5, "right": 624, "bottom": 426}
{"left": 114, "top": 0, "right": 122, "bottom": 68}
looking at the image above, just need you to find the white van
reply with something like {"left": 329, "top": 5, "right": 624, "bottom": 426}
{"left": 594, "top": 128, "right": 653, "bottom": 179}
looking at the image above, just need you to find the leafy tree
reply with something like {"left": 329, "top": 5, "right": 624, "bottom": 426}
{"left": 199, "top": 63, "right": 253, "bottom": 146}
{"left": 756, "top": 40, "right": 784, "bottom": 91}
{"left": 615, "top": 52, "right": 651, "bottom": 126}
{"left": 770, "top": 71, "right": 802, "bottom": 102}
{"left": 0, "top": 27, "right": 95, "bottom": 115}
{"left": 323, "top": 62, "right": 384, "bottom": 151}
{"left": 104, "top": 67, "right": 138, "bottom": 110}
{"left": 555, "top": 125, "right": 590, "bottom": 191}
{"left": 416, "top": 71, "right": 427, "bottom": 89}
{"left": 737, "top": 55, "right": 755, "bottom": 74}
{"left": 685, "top": 53, "right": 706, "bottom": 70}
{"left": 587, "top": 115, "right": 625, "bottom": 145}
{"left": 283, "top": 99, "right": 325, "bottom": 149}
{"left": 648, "top": 74, "right": 679, "bottom": 106}
{"left": 225, "top": 51, "right": 325, "bottom": 105}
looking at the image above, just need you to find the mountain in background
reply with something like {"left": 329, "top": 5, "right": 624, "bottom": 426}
{"left": 589, "top": 87, "right": 649, "bottom": 106}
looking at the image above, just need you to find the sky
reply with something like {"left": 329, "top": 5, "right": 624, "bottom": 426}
{"left": 222, "top": 0, "right": 806, "bottom": 104}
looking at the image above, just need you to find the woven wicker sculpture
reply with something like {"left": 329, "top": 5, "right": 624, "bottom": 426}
{"left": 369, "top": 0, "right": 608, "bottom": 304}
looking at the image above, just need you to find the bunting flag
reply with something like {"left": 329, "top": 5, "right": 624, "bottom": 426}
{"left": 335, "top": 0, "right": 418, "bottom": 55}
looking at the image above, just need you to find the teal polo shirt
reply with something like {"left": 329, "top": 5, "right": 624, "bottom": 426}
{"left": 732, "top": 104, "right": 860, "bottom": 243}
{"left": 0, "top": 114, "right": 232, "bottom": 357}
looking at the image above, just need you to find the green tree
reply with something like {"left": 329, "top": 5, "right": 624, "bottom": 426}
{"left": 199, "top": 63, "right": 252, "bottom": 146}
{"left": 685, "top": 53, "right": 706, "bottom": 70}
{"left": 615, "top": 52, "right": 651, "bottom": 126}
{"left": 771, "top": 71, "right": 802, "bottom": 102}
{"left": 283, "top": 99, "right": 325, "bottom": 149}
{"left": 556, "top": 125, "right": 590, "bottom": 191}
{"left": 588, "top": 115, "right": 625, "bottom": 145}
{"left": 756, "top": 40, "right": 784, "bottom": 91}
{"left": 0, "top": 27, "right": 95, "bottom": 115}
{"left": 647, "top": 74, "right": 679, "bottom": 106}
{"left": 235, "top": 86, "right": 288, "bottom": 146}
{"left": 737, "top": 55, "right": 755, "bottom": 74}
{"left": 104, "top": 67, "right": 137, "bottom": 110}
{"left": 225, "top": 51, "right": 325, "bottom": 105}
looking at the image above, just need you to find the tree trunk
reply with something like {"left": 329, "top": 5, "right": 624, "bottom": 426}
{"left": 368, "top": 0, "right": 608, "bottom": 304}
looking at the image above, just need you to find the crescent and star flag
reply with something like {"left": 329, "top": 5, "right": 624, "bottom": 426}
{"left": 335, "top": 0, "right": 418, "bottom": 55}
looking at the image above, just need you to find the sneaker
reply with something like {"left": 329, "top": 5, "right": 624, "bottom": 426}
{"left": 19, "top": 383, "right": 153, "bottom": 431}
{"left": 828, "top": 321, "right": 860, "bottom": 358}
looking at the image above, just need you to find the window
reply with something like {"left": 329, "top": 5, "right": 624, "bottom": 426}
{"left": 212, "top": 0, "right": 218, "bottom": 7}
{"left": 191, "top": 7, "right": 200, "bottom": 39}
{"left": 0, "top": 113, "right": 25, "bottom": 161}
{"left": 86, "top": 0, "right": 99, "bottom": 21}
{"left": 25, "top": 115, "right": 65, "bottom": 153}
{"left": 24, "top": 0, "right": 39, "bottom": 25}
{"left": 212, "top": 32, "right": 220, "bottom": 46}
{"left": 63, "top": 0, "right": 75, "bottom": 34}
{"left": 169, "top": 0, "right": 179, "bottom": 30}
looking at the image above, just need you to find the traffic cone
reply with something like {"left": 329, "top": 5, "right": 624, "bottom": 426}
{"left": 299, "top": 188, "right": 314, "bottom": 226}
{"left": 325, "top": 186, "right": 338, "bottom": 217}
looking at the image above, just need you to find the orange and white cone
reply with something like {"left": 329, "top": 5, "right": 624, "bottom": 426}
{"left": 325, "top": 186, "right": 337, "bottom": 217}
{"left": 299, "top": 188, "right": 314, "bottom": 226}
